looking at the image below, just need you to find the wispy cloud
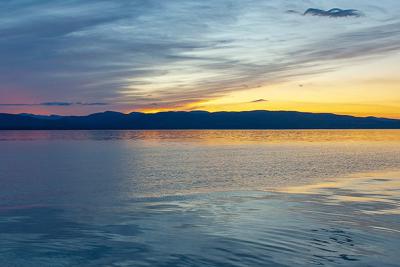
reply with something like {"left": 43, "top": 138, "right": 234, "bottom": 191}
{"left": 0, "top": 102, "right": 108, "bottom": 106}
{"left": 303, "top": 8, "right": 362, "bottom": 18}
{"left": 250, "top": 99, "right": 268, "bottom": 103}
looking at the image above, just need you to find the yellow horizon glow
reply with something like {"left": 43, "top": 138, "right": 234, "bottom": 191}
{"left": 138, "top": 101, "right": 400, "bottom": 119}
{"left": 136, "top": 53, "right": 400, "bottom": 119}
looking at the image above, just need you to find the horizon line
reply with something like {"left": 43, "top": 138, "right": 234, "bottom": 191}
{"left": 1, "top": 109, "right": 399, "bottom": 121}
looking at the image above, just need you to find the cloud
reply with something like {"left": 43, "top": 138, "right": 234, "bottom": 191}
{"left": 250, "top": 99, "right": 268, "bottom": 103}
{"left": 0, "top": 102, "right": 108, "bottom": 106}
{"left": 286, "top": 10, "right": 301, "bottom": 15}
{"left": 75, "top": 102, "right": 109, "bottom": 106}
{"left": 40, "top": 102, "right": 73, "bottom": 106}
{"left": 303, "top": 8, "right": 363, "bottom": 18}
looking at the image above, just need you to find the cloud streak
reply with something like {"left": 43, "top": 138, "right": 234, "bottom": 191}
{"left": 303, "top": 8, "right": 362, "bottom": 18}
{"left": 0, "top": 102, "right": 108, "bottom": 106}
{"left": 250, "top": 99, "right": 268, "bottom": 103}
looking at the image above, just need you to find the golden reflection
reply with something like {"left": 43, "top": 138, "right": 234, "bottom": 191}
{"left": 2, "top": 129, "right": 399, "bottom": 144}
{"left": 276, "top": 170, "right": 400, "bottom": 213}
{"left": 123, "top": 130, "right": 400, "bottom": 145}
{"left": 277, "top": 170, "right": 400, "bottom": 193}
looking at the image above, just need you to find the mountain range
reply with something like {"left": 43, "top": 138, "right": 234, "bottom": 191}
{"left": 1, "top": 110, "right": 399, "bottom": 130}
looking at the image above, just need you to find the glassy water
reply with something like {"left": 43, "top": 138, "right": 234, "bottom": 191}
{"left": 0, "top": 130, "right": 399, "bottom": 266}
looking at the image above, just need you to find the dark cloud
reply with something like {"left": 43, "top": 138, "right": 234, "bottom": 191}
{"left": 303, "top": 8, "right": 362, "bottom": 18}
{"left": 0, "top": 102, "right": 108, "bottom": 106}
{"left": 286, "top": 10, "right": 300, "bottom": 15}
{"left": 41, "top": 102, "right": 73, "bottom": 106}
{"left": 75, "top": 102, "right": 109, "bottom": 106}
{"left": 250, "top": 99, "right": 268, "bottom": 103}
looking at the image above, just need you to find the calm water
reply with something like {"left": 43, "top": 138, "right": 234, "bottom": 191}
{"left": 0, "top": 130, "right": 399, "bottom": 266}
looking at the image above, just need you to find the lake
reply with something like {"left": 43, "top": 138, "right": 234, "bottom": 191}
{"left": 0, "top": 130, "right": 399, "bottom": 266}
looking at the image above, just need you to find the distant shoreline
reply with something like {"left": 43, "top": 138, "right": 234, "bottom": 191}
{"left": 1, "top": 110, "right": 400, "bottom": 130}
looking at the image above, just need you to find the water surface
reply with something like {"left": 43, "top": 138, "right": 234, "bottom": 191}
{"left": 0, "top": 130, "right": 399, "bottom": 266}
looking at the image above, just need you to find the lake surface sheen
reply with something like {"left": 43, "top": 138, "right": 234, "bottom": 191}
{"left": 0, "top": 130, "right": 399, "bottom": 267}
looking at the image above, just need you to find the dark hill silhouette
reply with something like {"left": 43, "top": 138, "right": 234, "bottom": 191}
{"left": 1, "top": 110, "right": 400, "bottom": 130}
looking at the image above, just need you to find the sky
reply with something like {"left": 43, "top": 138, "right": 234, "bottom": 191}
{"left": 0, "top": 0, "right": 399, "bottom": 118}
